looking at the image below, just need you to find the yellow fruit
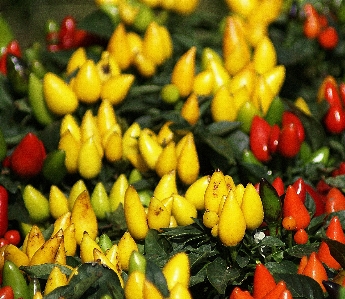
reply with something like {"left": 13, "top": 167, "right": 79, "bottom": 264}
{"left": 155, "top": 141, "right": 177, "bottom": 177}
{"left": 97, "top": 99, "right": 118, "bottom": 137}
{"left": 44, "top": 266, "right": 67, "bottom": 295}
{"left": 23, "top": 185, "right": 50, "bottom": 223}
{"left": 203, "top": 209, "right": 219, "bottom": 229}
{"left": 49, "top": 185, "right": 69, "bottom": 219}
{"left": 162, "top": 252, "right": 190, "bottom": 291}
{"left": 4, "top": 244, "right": 30, "bottom": 268}
{"left": 218, "top": 190, "right": 246, "bottom": 247}
{"left": 171, "top": 194, "right": 197, "bottom": 226}
{"left": 147, "top": 196, "right": 171, "bottom": 231}
{"left": 104, "top": 131, "right": 123, "bottom": 163}
{"left": 24, "top": 225, "right": 45, "bottom": 260}
{"left": 176, "top": 132, "right": 199, "bottom": 185}
{"left": 124, "top": 186, "right": 149, "bottom": 240}
{"left": 169, "top": 283, "right": 193, "bottom": 299}
{"left": 192, "top": 69, "right": 214, "bottom": 96}
{"left": 68, "top": 179, "right": 88, "bottom": 211}
{"left": 125, "top": 271, "right": 145, "bottom": 299}
{"left": 73, "top": 59, "right": 101, "bottom": 103}
{"left": 66, "top": 47, "right": 87, "bottom": 75}
{"left": 138, "top": 128, "right": 163, "bottom": 170}
{"left": 142, "top": 21, "right": 165, "bottom": 66}
{"left": 181, "top": 93, "right": 200, "bottom": 125}
{"left": 80, "top": 231, "right": 103, "bottom": 263}
{"left": 43, "top": 72, "right": 78, "bottom": 115}
{"left": 71, "top": 190, "right": 98, "bottom": 245}
{"left": 109, "top": 174, "right": 129, "bottom": 212}
{"left": 90, "top": 182, "right": 111, "bottom": 220}
{"left": 60, "top": 114, "right": 81, "bottom": 142}
{"left": 58, "top": 130, "right": 81, "bottom": 174}
{"left": 157, "top": 121, "right": 174, "bottom": 146}
{"left": 64, "top": 223, "right": 77, "bottom": 256}
{"left": 225, "top": 0, "right": 258, "bottom": 17}
{"left": 210, "top": 85, "right": 237, "bottom": 122}
{"left": 253, "top": 36, "right": 277, "bottom": 74}
{"left": 52, "top": 211, "right": 71, "bottom": 236}
{"left": 117, "top": 231, "right": 138, "bottom": 271}
{"left": 184, "top": 175, "right": 210, "bottom": 210}
{"left": 101, "top": 74, "right": 135, "bottom": 105}
{"left": 78, "top": 137, "right": 102, "bottom": 179}
{"left": 153, "top": 170, "right": 178, "bottom": 201}
{"left": 241, "top": 183, "right": 264, "bottom": 230}
{"left": 204, "top": 169, "right": 228, "bottom": 213}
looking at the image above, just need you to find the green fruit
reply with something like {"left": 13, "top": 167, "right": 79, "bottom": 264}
{"left": 23, "top": 185, "right": 50, "bottom": 223}
{"left": 42, "top": 149, "right": 67, "bottom": 184}
{"left": 236, "top": 101, "right": 260, "bottom": 133}
{"left": 161, "top": 84, "right": 180, "bottom": 105}
{"left": 0, "top": 14, "right": 13, "bottom": 51}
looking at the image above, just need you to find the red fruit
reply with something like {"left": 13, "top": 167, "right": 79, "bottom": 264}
{"left": 4, "top": 230, "right": 21, "bottom": 246}
{"left": 268, "top": 124, "right": 280, "bottom": 154}
{"left": 229, "top": 287, "right": 254, "bottom": 299}
{"left": 272, "top": 176, "right": 285, "bottom": 197}
{"left": 278, "top": 290, "right": 293, "bottom": 299}
{"left": 252, "top": 263, "right": 277, "bottom": 299}
{"left": 318, "top": 26, "right": 339, "bottom": 50}
{"left": 283, "top": 185, "right": 311, "bottom": 230}
{"left": 292, "top": 178, "right": 306, "bottom": 203}
{"left": 0, "top": 238, "right": 9, "bottom": 247}
{"left": 0, "top": 40, "right": 22, "bottom": 75}
{"left": 9, "top": 132, "right": 46, "bottom": 179}
{"left": 281, "top": 112, "right": 305, "bottom": 143}
{"left": 261, "top": 281, "right": 286, "bottom": 299}
{"left": 250, "top": 116, "right": 272, "bottom": 162}
{"left": 0, "top": 286, "right": 14, "bottom": 299}
{"left": 278, "top": 123, "right": 301, "bottom": 158}
{"left": 301, "top": 252, "right": 328, "bottom": 292}
{"left": 316, "top": 179, "right": 332, "bottom": 195}
{"left": 303, "top": 4, "right": 321, "bottom": 39}
{"left": 0, "top": 186, "right": 8, "bottom": 237}
{"left": 323, "top": 105, "right": 345, "bottom": 134}
{"left": 59, "top": 16, "right": 77, "bottom": 49}
{"left": 324, "top": 187, "right": 345, "bottom": 214}
{"left": 294, "top": 229, "right": 309, "bottom": 244}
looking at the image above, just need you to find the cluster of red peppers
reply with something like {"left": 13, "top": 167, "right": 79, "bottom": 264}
{"left": 0, "top": 40, "right": 21, "bottom": 75}
{"left": 303, "top": 3, "right": 339, "bottom": 50}
{"left": 46, "top": 16, "right": 101, "bottom": 52}
{"left": 318, "top": 76, "right": 345, "bottom": 134}
{"left": 249, "top": 111, "right": 305, "bottom": 163}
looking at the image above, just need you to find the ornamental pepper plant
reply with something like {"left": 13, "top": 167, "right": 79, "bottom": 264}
{"left": 4, "top": 0, "right": 345, "bottom": 298}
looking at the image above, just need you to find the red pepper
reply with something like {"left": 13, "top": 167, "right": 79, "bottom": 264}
{"left": 250, "top": 116, "right": 272, "bottom": 162}
{"left": 229, "top": 287, "right": 254, "bottom": 299}
{"left": 277, "top": 123, "right": 301, "bottom": 158}
{"left": 282, "top": 112, "right": 305, "bottom": 143}
{"left": 322, "top": 77, "right": 343, "bottom": 108}
{"left": 283, "top": 185, "right": 311, "bottom": 230}
{"left": 323, "top": 105, "right": 345, "bottom": 134}
{"left": 318, "top": 26, "right": 339, "bottom": 50}
{"left": 0, "top": 40, "right": 22, "bottom": 75}
{"left": 324, "top": 187, "right": 345, "bottom": 215}
{"left": 292, "top": 178, "right": 306, "bottom": 203}
{"left": 252, "top": 263, "right": 277, "bottom": 299}
{"left": 9, "top": 132, "right": 46, "bottom": 179}
{"left": 268, "top": 124, "right": 280, "bottom": 154}
{"left": 303, "top": 4, "right": 321, "bottom": 39}
{"left": 0, "top": 186, "right": 8, "bottom": 237}
{"left": 272, "top": 176, "right": 285, "bottom": 197}
{"left": 59, "top": 16, "right": 77, "bottom": 50}
{"left": 318, "top": 216, "right": 345, "bottom": 270}
{"left": 0, "top": 286, "right": 14, "bottom": 299}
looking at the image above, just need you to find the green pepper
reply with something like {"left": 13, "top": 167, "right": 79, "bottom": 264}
{"left": 42, "top": 149, "right": 67, "bottom": 184}
{"left": 6, "top": 54, "right": 29, "bottom": 96}
{"left": 27, "top": 277, "right": 41, "bottom": 299}
{"left": 2, "top": 260, "right": 30, "bottom": 299}
{"left": 128, "top": 250, "right": 147, "bottom": 274}
{"left": 264, "top": 96, "right": 285, "bottom": 126}
{"left": 259, "top": 178, "right": 282, "bottom": 225}
{"left": 0, "top": 14, "right": 14, "bottom": 51}
{"left": 236, "top": 101, "right": 260, "bottom": 133}
{"left": 299, "top": 141, "right": 312, "bottom": 164}
{"left": 98, "top": 233, "right": 113, "bottom": 253}
{"left": 242, "top": 149, "right": 264, "bottom": 166}
{"left": 306, "top": 146, "right": 330, "bottom": 165}
{"left": 28, "top": 72, "right": 55, "bottom": 126}
{"left": 322, "top": 280, "right": 345, "bottom": 299}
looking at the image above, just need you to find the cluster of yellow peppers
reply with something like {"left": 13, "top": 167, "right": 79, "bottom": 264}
{"left": 164, "top": 0, "right": 285, "bottom": 132}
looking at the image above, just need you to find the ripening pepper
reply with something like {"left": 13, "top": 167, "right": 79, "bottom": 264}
{"left": 249, "top": 115, "right": 271, "bottom": 162}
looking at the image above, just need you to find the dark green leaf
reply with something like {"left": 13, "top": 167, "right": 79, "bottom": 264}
{"left": 206, "top": 121, "right": 241, "bottom": 136}
{"left": 21, "top": 263, "right": 72, "bottom": 279}
{"left": 325, "top": 175, "right": 345, "bottom": 190}
{"left": 145, "top": 260, "right": 169, "bottom": 297}
{"left": 286, "top": 243, "right": 320, "bottom": 258}
{"left": 274, "top": 273, "right": 324, "bottom": 299}
{"left": 206, "top": 257, "right": 240, "bottom": 295}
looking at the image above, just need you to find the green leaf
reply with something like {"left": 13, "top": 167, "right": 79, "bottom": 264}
{"left": 206, "top": 121, "right": 241, "bottom": 136}
{"left": 144, "top": 230, "right": 171, "bottom": 267}
{"left": 145, "top": 260, "right": 169, "bottom": 298}
{"left": 286, "top": 243, "right": 320, "bottom": 258}
{"left": 324, "top": 239, "right": 345, "bottom": 269}
{"left": 274, "top": 273, "right": 324, "bottom": 299}
{"left": 325, "top": 175, "right": 345, "bottom": 190}
{"left": 206, "top": 257, "right": 240, "bottom": 295}
{"left": 43, "top": 262, "right": 124, "bottom": 299}
{"left": 21, "top": 263, "right": 72, "bottom": 279}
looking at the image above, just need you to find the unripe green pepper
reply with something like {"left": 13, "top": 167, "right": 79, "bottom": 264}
{"left": 90, "top": 182, "right": 111, "bottom": 220}
{"left": 98, "top": 233, "right": 113, "bottom": 253}
{"left": 6, "top": 54, "right": 29, "bottom": 96}
{"left": 299, "top": 141, "right": 312, "bottom": 164}
{"left": 306, "top": 146, "right": 330, "bottom": 165}
{"left": 128, "top": 250, "right": 147, "bottom": 274}
{"left": 2, "top": 260, "right": 30, "bottom": 299}
{"left": 264, "top": 96, "right": 285, "bottom": 126}
{"left": 42, "top": 149, "right": 67, "bottom": 184}
{"left": 259, "top": 178, "right": 282, "bottom": 224}
{"left": 236, "top": 101, "right": 260, "bottom": 133}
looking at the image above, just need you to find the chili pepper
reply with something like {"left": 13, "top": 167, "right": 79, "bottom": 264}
{"left": 265, "top": 96, "right": 285, "bottom": 126}
{"left": 283, "top": 185, "right": 311, "bottom": 230}
{"left": 322, "top": 280, "right": 345, "bottom": 299}
{"left": 300, "top": 252, "right": 328, "bottom": 292}
{"left": 292, "top": 177, "right": 306, "bottom": 203}
{"left": 303, "top": 3, "right": 321, "bottom": 39}
{"left": 268, "top": 124, "right": 280, "bottom": 154}
{"left": 282, "top": 216, "right": 296, "bottom": 231}
{"left": 0, "top": 40, "right": 21, "bottom": 75}
{"left": 0, "top": 286, "right": 14, "bottom": 299}
{"left": 305, "top": 183, "right": 325, "bottom": 216}
{"left": 4, "top": 230, "right": 20, "bottom": 246}
{"left": 241, "top": 183, "right": 264, "bottom": 230}
{"left": 229, "top": 287, "right": 254, "bottom": 299}
{"left": 277, "top": 123, "right": 301, "bottom": 158}
{"left": 271, "top": 176, "right": 285, "bottom": 197}
{"left": 181, "top": 92, "right": 200, "bottom": 125}
{"left": 91, "top": 182, "right": 111, "bottom": 220}
{"left": 294, "top": 228, "right": 308, "bottom": 244}
{"left": 211, "top": 86, "right": 236, "bottom": 122}
{"left": 27, "top": 278, "right": 41, "bottom": 299}
{"left": 323, "top": 105, "right": 345, "bottom": 134}
{"left": 0, "top": 186, "right": 8, "bottom": 237}
{"left": 128, "top": 250, "right": 147, "bottom": 274}
{"left": 306, "top": 146, "right": 330, "bottom": 165}
{"left": 252, "top": 263, "right": 277, "bottom": 299}
{"left": 237, "top": 101, "right": 260, "bottom": 133}
{"left": 278, "top": 290, "right": 293, "bottom": 299}
{"left": 250, "top": 115, "right": 272, "bottom": 162}
{"left": 23, "top": 184, "right": 50, "bottom": 223}
{"left": 9, "top": 132, "right": 46, "bottom": 179}
{"left": 282, "top": 111, "right": 305, "bottom": 142}
{"left": 318, "top": 215, "right": 345, "bottom": 269}
{"left": 6, "top": 54, "right": 28, "bottom": 97}
{"left": 318, "top": 26, "right": 339, "bottom": 50}
{"left": 259, "top": 178, "right": 282, "bottom": 226}
{"left": 2, "top": 260, "right": 30, "bottom": 299}
{"left": 261, "top": 281, "right": 287, "bottom": 299}
{"left": 324, "top": 187, "right": 345, "bottom": 214}
{"left": 41, "top": 149, "right": 67, "bottom": 184}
